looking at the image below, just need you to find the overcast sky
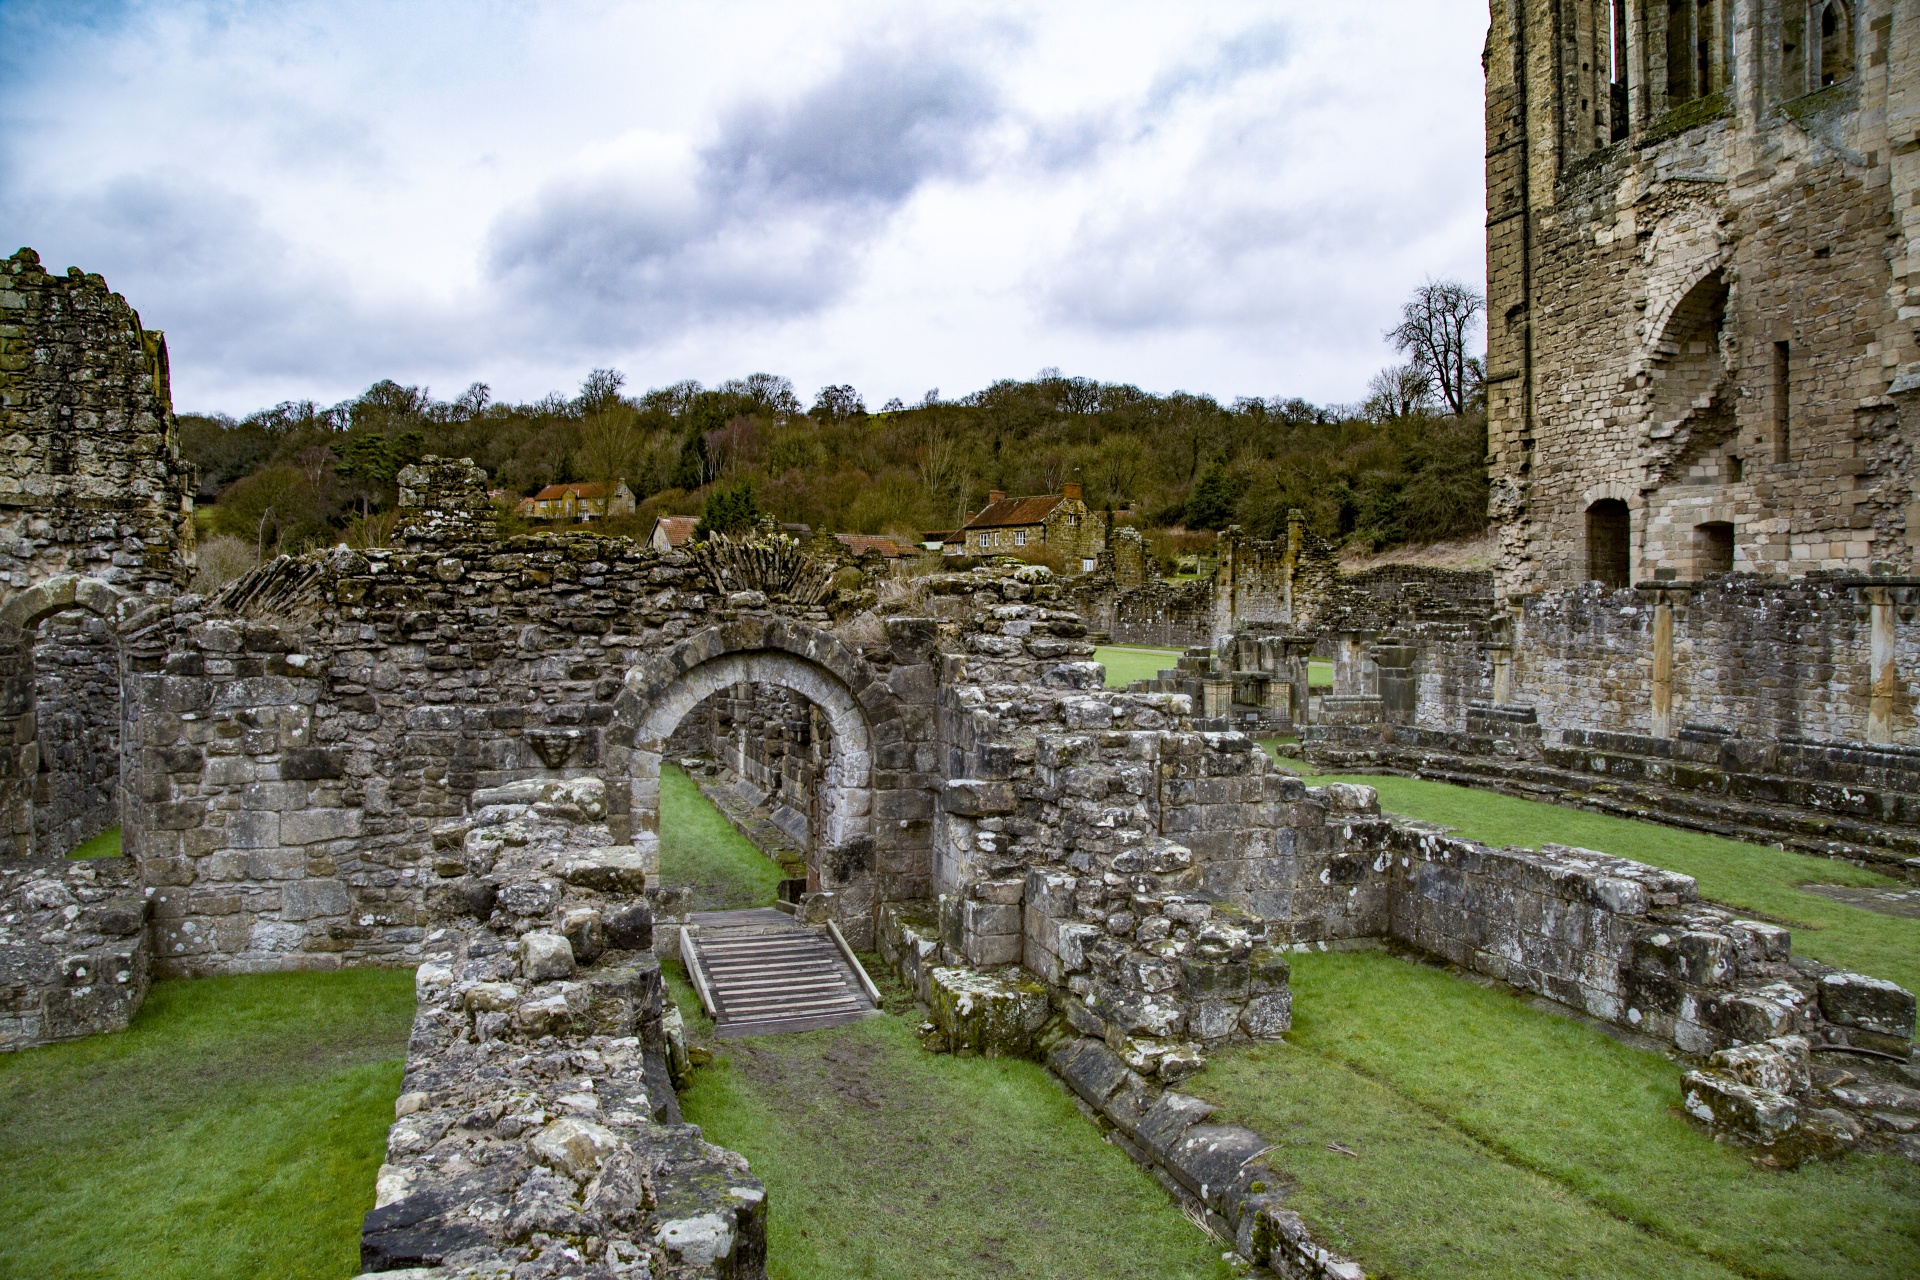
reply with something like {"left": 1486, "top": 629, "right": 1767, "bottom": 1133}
{"left": 1, "top": 1, "right": 1488, "bottom": 416}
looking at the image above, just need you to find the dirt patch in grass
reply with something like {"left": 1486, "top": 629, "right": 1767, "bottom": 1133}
{"left": 0, "top": 968, "right": 416, "bottom": 1280}
{"left": 1192, "top": 949, "right": 1920, "bottom": 1280}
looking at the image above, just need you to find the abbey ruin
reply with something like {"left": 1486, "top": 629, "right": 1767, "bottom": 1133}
{"left": 6, "top": 3, "right": 1920, "bottom": 1277}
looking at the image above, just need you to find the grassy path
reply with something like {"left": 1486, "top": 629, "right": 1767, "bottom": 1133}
{"left": 659, "top": 772, "right": 1230, "bottom": 1280}
{"left": 669, "top": 960, "right": 1232, "bottom": 1280}
{"left": 659, "top": 761, "right": 786, "bottom": 910}
{"left": 1265, "top": 746, "right": 1920, "bottom": 994}
{"left": 0, "top": 968, "right": 414, "bottom": 1280}
{"left": 1193, "top": 949, "right": 1920, "bottom": 1280}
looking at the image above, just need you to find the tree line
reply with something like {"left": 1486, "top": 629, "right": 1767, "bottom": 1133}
{"left": 180, "top": 280, "right": 1488, "bottom": 568}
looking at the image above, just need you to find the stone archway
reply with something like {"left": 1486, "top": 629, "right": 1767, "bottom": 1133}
{"left": 0, "top": 575, "right": 140, "bottom": 861}
{"left": 608, "top": 618, "right": 933, "bottom": 948}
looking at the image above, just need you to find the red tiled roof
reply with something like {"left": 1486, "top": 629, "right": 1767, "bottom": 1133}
{"left": 963, "top": 494, "right": 1063, "bottom": 529}
{"left": 652, "top": 515, "right": 699, "bottom": 546}
{"left": 835, "top": 533, "right": 906, "bottom": 558}
{"left": 532, "top": 482, "right": 615, "bottom": 501}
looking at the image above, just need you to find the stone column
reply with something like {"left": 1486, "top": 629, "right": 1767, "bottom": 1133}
{"left": 1489, "top": 645, "right": 1514, "bottom": 705}
{"left": 1868, "top": 586, "right": 1898, "bottom": 745}
{"left": 1651, "top": 594, "right": 1675, "bottom": 739}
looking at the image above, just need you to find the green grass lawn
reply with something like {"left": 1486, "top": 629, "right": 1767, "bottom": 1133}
{"left": 1191, "top": 949, "right": 1920, "bottom": 1280}
{"left": 667, "top": 958, "right": 1232, "bottom": 1280}
{"left": 660, "top": 762, "right": 786, "bottom": 911}
{"left": 69, "top": 825, "right": 123, "bottom": 859}
{"left": 0, "top": 968, "right": 415, "bottom": 1280}
{"left": 1261, "top": 744, "right": 1920, "bottom": 994}
{"left": 1094, "top": 646, "right": 1333, "bottom": 690}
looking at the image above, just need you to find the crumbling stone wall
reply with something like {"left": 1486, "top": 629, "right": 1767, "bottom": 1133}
{"left": 0, "top": 248, "right": 194, "bottom": 595}
{"left": 362, "top": 776, "right": 767, "bottom": 1276}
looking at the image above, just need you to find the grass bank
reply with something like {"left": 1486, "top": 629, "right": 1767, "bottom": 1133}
{"left": 1191, "top": 948, "right": 1920, "bottom": 1280}
{"left": 68, "top": 825, "right": 123, "bottom": 859}
{"left": 0, "top": 967, "right": 415, "bottom": 1280}
{"left": 1263, "top": 746, "right": 1920, "bottom": 994}
{"left": 659, "top": 761, "right": 785, "bottom": 910}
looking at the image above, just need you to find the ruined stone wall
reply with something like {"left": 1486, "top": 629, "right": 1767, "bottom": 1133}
{"left": 0, "top": 854, "right": 150, "bottom": 1051}
{"left": 361, "top": 781, "right": 767, "bottom": 1276}
{"left": 1486, "top": 0, "right": 1920, "bottom": 594}
{"left": 0, "top": 249, "right": 193, "bottom": 596}
{"left": 116, "top": 529, "right": 938, "bottom": 975}
{"left": 1502, "top": 577, "right": 1920, "bottom": 744}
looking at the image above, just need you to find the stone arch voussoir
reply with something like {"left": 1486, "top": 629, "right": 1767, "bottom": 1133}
{"left": 0, "top": 574, "right": 137, "bottom": 633}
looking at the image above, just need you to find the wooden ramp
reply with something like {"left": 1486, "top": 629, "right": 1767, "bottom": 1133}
{"left": 682, "top": 908, "right": 881, "bottom": 1037}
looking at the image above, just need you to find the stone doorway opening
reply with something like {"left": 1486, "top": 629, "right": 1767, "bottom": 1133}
{"left": 614, "top": 627, "right": 903, "bottom": 949}
{"left": 0, "top": 576, "right": 139, "bottom": 863}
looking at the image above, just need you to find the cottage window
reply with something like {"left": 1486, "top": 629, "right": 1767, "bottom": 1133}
{"left": 1014, "top": 530, "right": 1026, "bottom": 547}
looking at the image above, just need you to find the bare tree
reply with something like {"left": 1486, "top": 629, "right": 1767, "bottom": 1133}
{"left": 1387, "top": 279, "right": 1485, "bottom": 416}
{"left": 1364, "top": 363, "right": 1436, "bottom": 420}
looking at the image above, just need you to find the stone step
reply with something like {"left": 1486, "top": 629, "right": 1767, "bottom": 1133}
{"left": 685, "top": 910, "right": 879, "bottom": 1037}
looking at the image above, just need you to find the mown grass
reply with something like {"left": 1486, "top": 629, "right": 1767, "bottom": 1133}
{"left": 1192, "top": 949, "right": 1920, "bottom": 1280}
{"left": 1095, "top": 645, "right": 1186, "bottom": 688}
{"left": 1261, "top": 744, "right": 1920, "bottom": 994}
{"left": 68, "top": 825, "right": 123, "bottom": 859}
{"left": 0, "top": 968, "right": 415, "bottom": 1280}
{"left": 659, "top": 761, "right": 785, "bottom": 910}
{"left": 1094, "top": 646, "right": 1332, "bottom": 689}
{"left": 668, "top": 958, "right": 1233, "bottom": 1280}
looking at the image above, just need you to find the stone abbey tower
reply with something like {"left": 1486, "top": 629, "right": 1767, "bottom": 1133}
{"left": 1485, "top": 0, "right": 1920, "bottom": 591}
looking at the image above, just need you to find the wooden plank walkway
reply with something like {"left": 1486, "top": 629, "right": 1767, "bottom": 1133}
{"left": 684, "top": 908, "right": 880, "bottom": 1038}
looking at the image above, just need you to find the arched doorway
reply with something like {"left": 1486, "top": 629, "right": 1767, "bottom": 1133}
{"left": 0, "top": 575, "right": 141, "bottom": 861}
{"left": 609, "top": 620, "right": 932, "bottom": 948}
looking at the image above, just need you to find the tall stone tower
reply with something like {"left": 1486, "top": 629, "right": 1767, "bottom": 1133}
{"left": 1485, "top": 0, "right": 1920, "bottom": 596}
{"left": 0, "top": 248, "right": 195, "bottom": 595}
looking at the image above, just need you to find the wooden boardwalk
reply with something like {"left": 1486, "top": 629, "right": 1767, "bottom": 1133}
{"left": 682, "top": 908, "right": 881, "bottom": 1038}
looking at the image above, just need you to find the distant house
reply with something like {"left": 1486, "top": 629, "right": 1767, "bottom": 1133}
{"left": 649, "top": 515, "right": 698, "bottom": 553}
{"left": 525, "top": 481, "right": 636, "bottom": 522}
{"left": 922, "top": 530, "right": 959, "bottom": 554}
{"left": 960, "top": 482, "right": 1106, "bottom": 572}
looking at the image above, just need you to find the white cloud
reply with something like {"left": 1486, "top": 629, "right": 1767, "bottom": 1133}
{"left": 0, "top": 0, "right": 1488, "bottom": 413}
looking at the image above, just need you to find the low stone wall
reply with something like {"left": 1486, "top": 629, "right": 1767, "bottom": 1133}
{"left": 1303, "top": 719, "right": 1920, "bottom": 873}
{"left": 357, "top": 778, "right": 767, "bottom": 1278}
{"left": 0, "top": 855, "right": 150, "bottom": 1051}
{"left": 1049, "top": 1037, "right": 1364, "bottom": 1280}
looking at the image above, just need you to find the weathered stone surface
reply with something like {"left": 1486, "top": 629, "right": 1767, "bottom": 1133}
{"left": 924, "top": 966, "right": 1051, "bottom": 1058}
{"left": 519, "top": 932, "right": 575, "bottom": 982}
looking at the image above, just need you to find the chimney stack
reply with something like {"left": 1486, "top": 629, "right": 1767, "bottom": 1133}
{"left": 988, "top": 490, "right": 1006, "bottom": 504}
{"left": 1062, "top": 481, "right": 1082, "bottom": 502}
